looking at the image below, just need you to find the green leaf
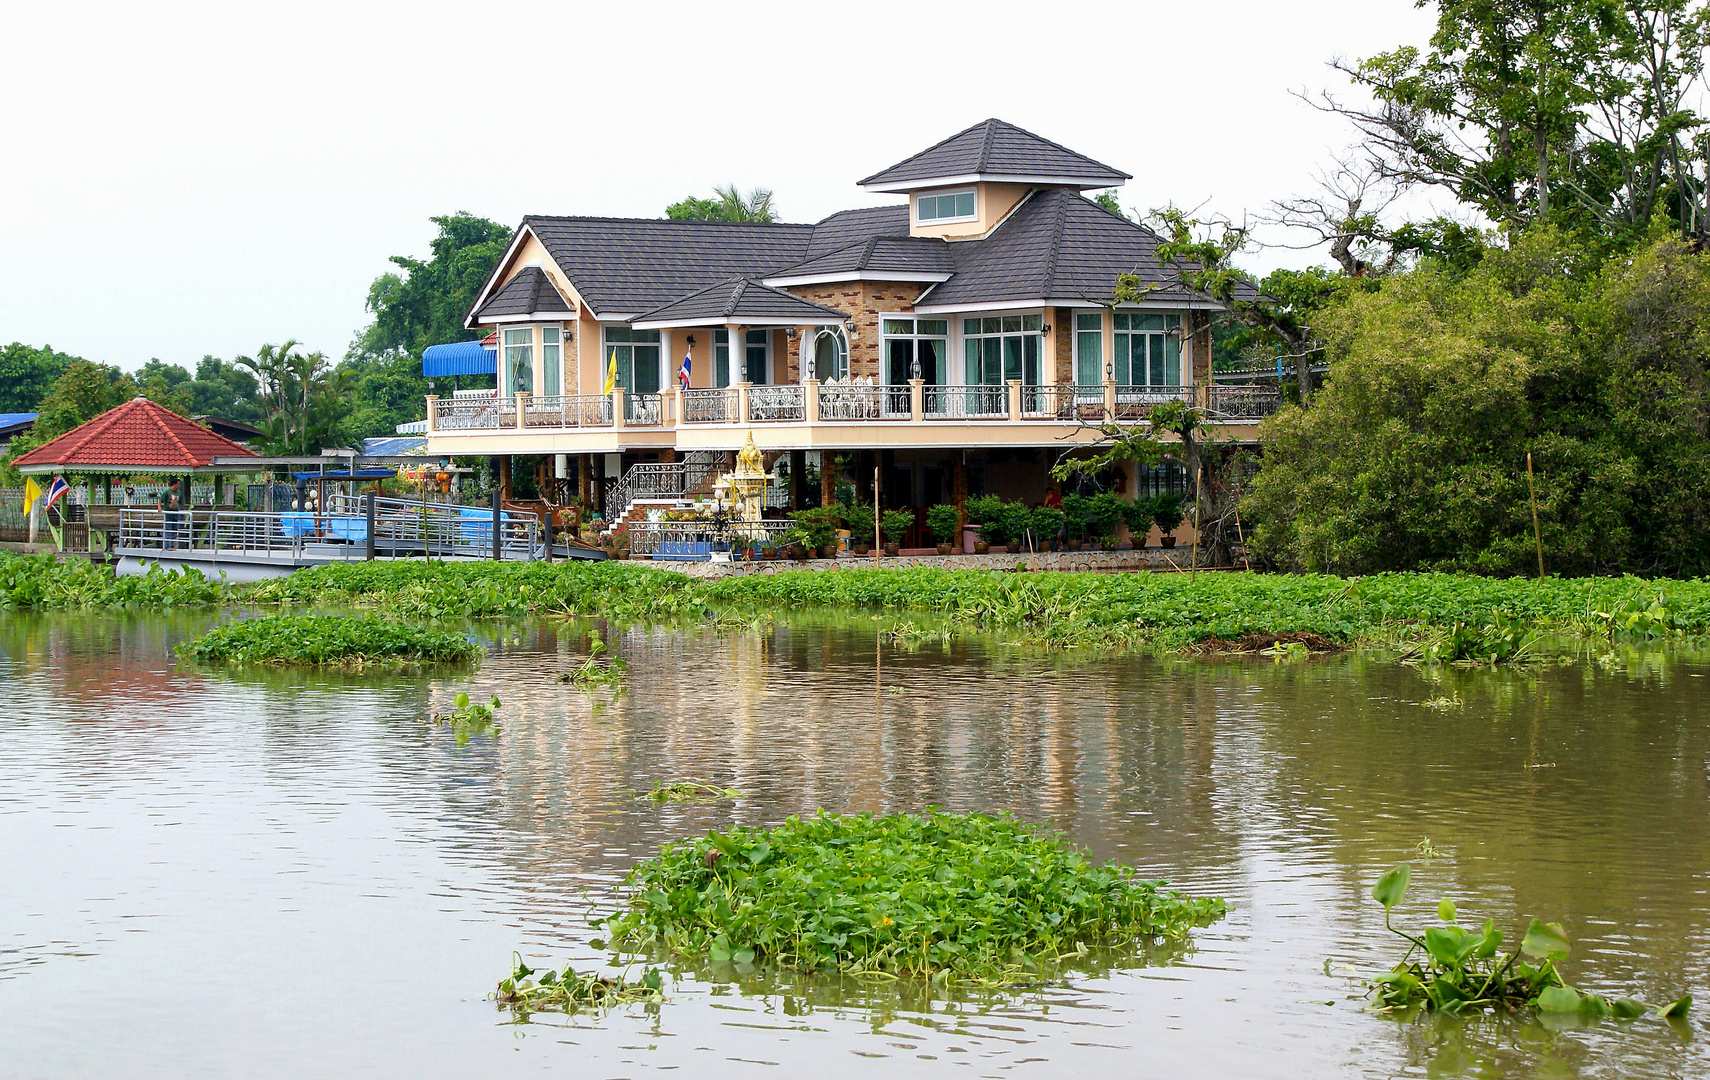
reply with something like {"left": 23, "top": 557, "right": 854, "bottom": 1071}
{"left": 709, "top": 936, "right": 732, "bottom": 963}
{"left": 454, "top": 691, "right": 470, "bottom": 709}
{"left": 1437, "top": 897, "right": 1457, "bottom": 923}
{"left": 1521, "top": 919, "right": 1571, "bottom": 960}
{"left": 1424, "top": 926, "right": 1469, "bottom": 967}
{"left": 745, "top": 843, "right": 772, "bottom": 866}
{"left": 1611, "top": 997, "right": 1647, "bottom": 1019}
{"left": 1662, "top": 995, "right": 1692, "bottom": 1018}
{"left": 732, "top": 946, "right": 756, "bottom": 965}
{"left": 1538, "top": 985, "right": 1581, "bottom": 1013}
{"left": 1579, "top": 993, "right": 1611, "bottom": 1018}
{"left": 1373, "top": 864, "right": 1411, "bottom": 910}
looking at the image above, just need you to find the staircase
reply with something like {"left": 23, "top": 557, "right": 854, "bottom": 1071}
{"left": 602, "top": 452, "right": 723, "bottom": 531}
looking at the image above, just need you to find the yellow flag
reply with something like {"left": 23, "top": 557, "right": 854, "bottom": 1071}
{"left": 22, "top": 476, "right": 41, "bottom": 513}
{"left": 602, "top": 348, "right": 619, "bottom": 395}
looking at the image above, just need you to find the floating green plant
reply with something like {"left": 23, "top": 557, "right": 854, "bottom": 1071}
{"left": 176, "top": 614, "right": 481, "bottom": 668}
{"left": 1367, "top": 863, "right": 1690, "bottom": 1019}
{"left": 496, "top": 954, "right": 663, "bottom": 1015}
{"left": 557, "top": 638, "right": 627, "bottom": 688}
{"left": 640, "top": 779, "right": 742, "bottom": 802}
{"left": 592, "top": 809, "right": 1225, "bottom": 988}
{"left": 429, "top": 692, "right": 500, "bottom": 744}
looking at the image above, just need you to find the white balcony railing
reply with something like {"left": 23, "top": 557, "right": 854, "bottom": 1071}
{"left": 749, "top": 385, "right": 805, "bottom": 422}
{"left": 1113, "top": 385, "right": 1192, "bottom": 421}
{"left": 682, "top": 388, "right": 738, "bottom": 423}
{"left": 817, "top": 381, "right": 910, "bottom": 420}
{"left": 435, "top": 396, "right": 518, "bottom": 430}
{"left": 923, "top": 384, "right": 1007, "bottom": 418}
{"left": 1022, "top": 383, "right": 1106, "bottom": 421}
{"left": 523, "top": 394, "right": 613, "bottom": 429}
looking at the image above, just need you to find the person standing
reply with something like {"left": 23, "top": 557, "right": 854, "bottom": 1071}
{"left": 157, "top": 478, "right": 184, "bottom": 549}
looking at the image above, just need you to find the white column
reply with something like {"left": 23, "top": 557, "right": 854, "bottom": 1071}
{"left": 661, "top": 329, "right": 675, "bottom": 390}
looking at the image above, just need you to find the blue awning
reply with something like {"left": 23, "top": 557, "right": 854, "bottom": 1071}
{"left": 292, "top": 469, "right": 397, "bottom": 480}
{"left": 422, "top": 341, "right": 496, "bottom": 377}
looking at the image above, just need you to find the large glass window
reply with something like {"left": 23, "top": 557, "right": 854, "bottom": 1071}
{"left": 541, "top": 326, "right": 561, "bottom": 396}
{"left": 503, "top": 327, "right": 533, "bottom": 395}
{"left": 714, "top": 329, "right": 771, "bottom": 385}
{"left": 1075, "top": 313, "right": 1103, "bottom": 386}
{"left": 1113, "top": 313, "right": 1182, "bottom": 387}
{"left": 917, "top": 189, "right": 976, "bottom": 223}
{"left": 812, "top": 326, "right": 848, "bottom": 381}
{"left": 881, "top": 318, "right": 949, "bottom": 385}
{"left": 962, "top": 314, "right": 1042, "bottom": 386}
{"left": 602, "top": 326, "right": 661, "bottom": 394}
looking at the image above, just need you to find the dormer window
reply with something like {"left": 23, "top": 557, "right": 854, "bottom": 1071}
{"left": 916, "top": 188, "right": 976, "bottom": 223}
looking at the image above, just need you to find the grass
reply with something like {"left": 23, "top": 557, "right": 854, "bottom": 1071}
{"left": 640, "top": 779, "right": 742, "bottom": 802}
{"left": 176, "top": 614, "right": 482, "bottom": 668}
{"left": 592, "top": 810, "right": 1226, "bottom": 987}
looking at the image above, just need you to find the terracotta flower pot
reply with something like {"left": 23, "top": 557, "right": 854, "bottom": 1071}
{"left": 884, "top": 542, "right": 901, "bottom": 557}
{"left": 1160, "top": 535, "right": 1178, "bottom": 549}
{"left": 820, "top": 545, "right": 839, "bottom": 559}
{"left": 936, "top": 543, "right": 953, "bottom": 556}
{"left": 974, "top": 541, "right": 990, "bottom": 555}
{"left": 854, "top": 542, "right": 871, "bottom": 556}
{"left": 1066, "top": 539, "right": 1083, "bottom": 552}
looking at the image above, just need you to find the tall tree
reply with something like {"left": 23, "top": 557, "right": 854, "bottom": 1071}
{"left": 0, "top": 360, "right": 141, "bottom": 481}
{"left": 666, "top": 184, "right": 778, "bottom": 222}
{"left": 1320, "top": 0, "right": 1710, "bottom": 239}
{"left": 0, "top": 343, "right": 79, "bottom": 413}
{"left": 237, "top": 341, "right": 339, "bottom": 456}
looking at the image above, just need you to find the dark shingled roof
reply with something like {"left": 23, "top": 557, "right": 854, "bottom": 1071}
{"left": 859, "top": 119, "right": 1131, "bottom": 190}
{"left": 632, "top": 278, "right": 849, "bottom": 326}
{"left": 771, "top": 235, "right": 955, "bottom": 280}
{"left": 518, "top": 216, "right": 815, "bottom": 316}
{"left": 800, "top": 205, "right": 911, "bottom": 259}
{"left": 920, "top": 189, "right": 1256, "bottom": 307}
{"left": 474, "top": 265, "right": 574, "bottom": 319}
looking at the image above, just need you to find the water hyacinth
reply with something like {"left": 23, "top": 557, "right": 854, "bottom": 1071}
{"left": 594, "top": 810, "right": 1226, "bottom": 985}
{"left": 176, "top": 614, "right": 482, "bottom": 668}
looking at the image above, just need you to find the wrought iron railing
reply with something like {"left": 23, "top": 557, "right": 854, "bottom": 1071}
{"left": 1113, "top": 385, "right": 1192, "bottom": 421}
{"left": 603, "top": 452, "right": 722, "bottom": 519}
{"left": 1022, "top": 383, "right": 1105, "bottom": 421}
{"left": 1207, "top": 385, "right": 1282, "bottom": 419}
{"left": 119, "top": 505, "right": 541, "bottom": 560}
{"left": 435, "top": 396, "right": 518, "bottom": 430}
{"left": 816, "top": 382, "right": 908, "bottom": 420}
{"left": 523, "top": 394, "right": 612, "bottom": 428}
{"left": 627, "top": 518, "right": 793, "bottom": 557}
{"left": 924, "top": 384, "right": 1007, "bottom": 418}
{"left": 627, "top": 393, "right": 663, "bottom": 425}
{"left": 749, "top": 385, "right": 805, "bottom": 422}
{"left": 682, "top": 388, "right": 738, "bottom": 423}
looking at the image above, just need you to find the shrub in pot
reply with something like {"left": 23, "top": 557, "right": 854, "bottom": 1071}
{"left": 1086, "top": 492, "right": 1127, "bottom": 545}
{"left": 1059, "top": 494, "right": 1091, "bottom": 550}
{"left": 789, "top": 506, "right": 840, "bottom": 557}
{"left": 880, "top": 508, "right": 914, "bottom": 556}
{"left": 1152, "top": 494, "right": 1186, "bottom": 549}
{"left": 1124, "top": 496, "right": 1160, "bottom": 547}
{"left": 926, "top": 503, "right": 961, "bottom": 556}
{"left": 1031, "top": 507, "right": 1065, "bottom": 552}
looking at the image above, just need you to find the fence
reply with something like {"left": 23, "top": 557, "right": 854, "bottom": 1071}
{"left": 118, "top": 501, "right": 541, "bottom": 561}
{"left": 626, "top": 518, "right": 792, "bottom": 557}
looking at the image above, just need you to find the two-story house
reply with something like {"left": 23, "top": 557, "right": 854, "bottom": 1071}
{"left": 423, "top": 119, "right": 1275, "bottom": 525}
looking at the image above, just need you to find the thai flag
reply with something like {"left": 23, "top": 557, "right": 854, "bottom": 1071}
{"left": 43, "top": 475, "right": 70, "bottom": 512}
{"left": 678, "top": 350, "right": 692, "bottom": 389}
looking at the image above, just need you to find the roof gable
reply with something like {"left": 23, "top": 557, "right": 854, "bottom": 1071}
{"left": 12, "top": 397, "right": 260, "bottom": 472}
{"left": 474, "top": 265, "right": 573, "bottom": 320}
{"left": 859, "top": 119, "right": 1131, "bottom": 192}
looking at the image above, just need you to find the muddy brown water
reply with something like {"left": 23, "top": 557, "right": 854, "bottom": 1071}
{"left": 2, "top": 612, "right": 1707, "bottom": 1078}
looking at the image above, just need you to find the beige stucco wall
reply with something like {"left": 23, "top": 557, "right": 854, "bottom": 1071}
{"left": 910, "top": 182, "right": 1034, "bottom": 239}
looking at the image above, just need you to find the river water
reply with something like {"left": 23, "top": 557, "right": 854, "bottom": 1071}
{"left": 2, "top": 612, "right": 1707, "bottom": 1079}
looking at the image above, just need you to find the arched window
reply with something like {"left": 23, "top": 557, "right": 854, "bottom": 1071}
{"left": 811, "top": 326, "right": 849, "bottom": 381}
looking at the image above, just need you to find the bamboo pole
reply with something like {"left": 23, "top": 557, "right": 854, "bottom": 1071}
{"left": 1527, "top": 452, "right": 1544, "bottom": 580}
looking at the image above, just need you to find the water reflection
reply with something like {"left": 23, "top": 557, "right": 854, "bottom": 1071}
{"left": 0, "top": 611, "right": 1706, "bottom": 1078}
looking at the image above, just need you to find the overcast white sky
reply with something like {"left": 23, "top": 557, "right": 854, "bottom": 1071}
{"left": 0, "top": 0, "right": 1438, "bottom": 372}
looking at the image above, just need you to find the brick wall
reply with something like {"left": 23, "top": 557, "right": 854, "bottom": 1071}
{"left": 1053, "top": 307, "right": 1074, "bottom": 384}
{"left": 787, "top": 281, "right": 925, "bottom": 381}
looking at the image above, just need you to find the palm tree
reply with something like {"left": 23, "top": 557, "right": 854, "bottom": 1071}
{"left": 712, "top": 183, "right": 776, "bottom": 222}
{"left": 237, "top": 341, "right": 335, "bottom": 455}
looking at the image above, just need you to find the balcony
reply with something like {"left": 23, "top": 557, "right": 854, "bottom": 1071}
{"left": 425, "top": 380, "right": 1278, "bottom": 451}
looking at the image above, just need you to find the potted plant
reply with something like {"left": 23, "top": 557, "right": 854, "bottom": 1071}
{"left": 1122, "top": 495, "right": 1158, "bottom": 548}
{"left": 780, "top": 525, "right": 811, "bottom": 559}
{"left": 1059, "top": 493, "right": 1090, "bottom": 551}
{"left": 760, "top": 544, "right": 778, "bottom": 560}
{"left": 1087, "top": 492, "right": 1127, "bottom": 547}
{"left": 789, "top": 506, "right": 840, "bottom": 559}
{"left": 1031, "top": 506, "right": 1065, "bottom": 552}
{"left": 1152, "top": 493, "right": 1186, "bottom": 549}
{"left": 880, "top": 509, "right": 914, "bottom": 556}
{"left": 842, "top": 501, "right": 875, "bottom": 555}
{"left": 964, "top": 494, "right": 1004, "bottom": 553}
{"left": 926, "top": 503, "right": 961, "bottom": 556}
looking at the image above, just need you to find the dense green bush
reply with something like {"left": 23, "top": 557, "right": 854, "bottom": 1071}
{"left": 1246, "top": 233, "right": 1710, "bottom": 576}
{"left": 926, "top": 503, "right": 962, "bottom": 544}
{"left": 595, "top": 810, "right": 1225, "bottom": 984}
{"left": 177, "top": 614, "right": 481, "bottom": 667}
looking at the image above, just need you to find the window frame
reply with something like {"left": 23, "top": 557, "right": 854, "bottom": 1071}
{"left": 915, "top": 187, "right": 978, "bottom": 225}
{"left": 1073, "top": 312, "right": 1103, "bottom": 387}
{"left": 961, "top": 312, "right": 1044, "bottom": 387}
{"left": 601, "top": 325, "right": 662, "bottom": 394}
{"left": 713, "top": 328, "right": 773, "bottom": 385}
{"left": 1113, "top": 313, "right": 1183, "bottom": 388}
{"left": 541, "top": 325, "right": 561, "bottom": 397}
{"left": 502, "top": 326, "right": 534, "bottom": 396}
{"left": 811, "top": 326, "right": 849, "bottom": 381}
{"left": 879, "top": 316, "right": 950, "bottom": 386}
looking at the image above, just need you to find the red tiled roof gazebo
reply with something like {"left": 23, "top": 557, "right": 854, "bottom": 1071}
{"left": 11, "top": 397, "right": 260, "bottom": 477}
